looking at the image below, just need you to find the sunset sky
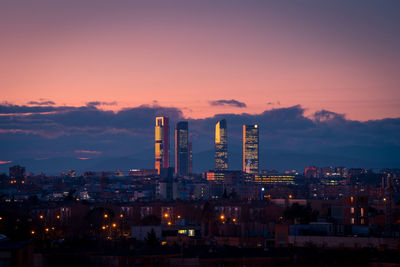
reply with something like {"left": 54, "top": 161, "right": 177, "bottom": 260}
{"left": 1, "top": 0, "right": 399, "bottom": 120}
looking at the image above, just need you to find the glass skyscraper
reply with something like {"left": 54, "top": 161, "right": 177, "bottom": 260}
{"left": 215, "top": 119, "right": 228, "bottom": 170}
{"left": 243, "top": 124, "right": 259, "bottom": 173}
{"left": 155, "top": 116, "right": 169, "bottom": 174}
{"left": 175, "top": 121, "right": 189, "bottom": 176}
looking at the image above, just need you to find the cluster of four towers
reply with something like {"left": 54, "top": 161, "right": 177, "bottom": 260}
{"left": 155, "top": 117, "right": 259, "bottom": 175}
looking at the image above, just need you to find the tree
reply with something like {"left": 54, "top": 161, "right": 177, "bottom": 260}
{"left": 222, "top": 188, "right": 228, "bottom": 199}
{"left": 144, "top": 228, "right": 160, "bottom": 247}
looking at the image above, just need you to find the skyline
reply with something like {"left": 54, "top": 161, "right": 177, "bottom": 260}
{"left": 0, "top": 102, "right": 399, "bottom": 174}
{"left": 1, "top": 1, "right": 400, "bottom": 265}
{"left": 1, "top": 0, "right": 400, "bottom": 121}
{"left": 0, "top": 0, "right": 399, "bottom": 174}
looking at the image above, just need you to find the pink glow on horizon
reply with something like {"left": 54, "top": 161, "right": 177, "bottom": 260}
{"left": 75, "top": 150, "right": 102, "bottom": 154}
{"left": 0, "top": 1, "right": 399, "bottom": 121}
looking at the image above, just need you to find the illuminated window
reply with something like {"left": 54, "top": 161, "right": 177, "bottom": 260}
{"left": 351, "top": 218, "right": 355, "bottom": 224}
{"left": 360, "top": 218, "right": 365, "bottom": 225}
{"left": 360, "top": 208, "right": 364, "bottom": 217}
{"left": 188, "top": 229, "right": 195, "bottom": 237}
{"left": 178, "top": 229, "right": 187, "bottom": 235}
{"left": 350, "top": 207, "right": 355, "bottom": 214}
{"left": 350, "top": 196, "right": 354, "bottom": 203}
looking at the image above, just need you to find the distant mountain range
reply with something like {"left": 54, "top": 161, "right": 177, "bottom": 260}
{"left": 1, "top": 145, "right": 397, "bottom": 175}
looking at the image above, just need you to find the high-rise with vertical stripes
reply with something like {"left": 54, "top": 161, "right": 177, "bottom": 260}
{"left": 243, "top": 124, "right": 259, "bottom": 173}
{"left": 175, "top": 121, "right": 189, "bottom": 176}
{"left": 155, "top": 116, "right": 169, "bottom": 174}
{"left": 215, "top": 119, "right": 228, "bottom": 170}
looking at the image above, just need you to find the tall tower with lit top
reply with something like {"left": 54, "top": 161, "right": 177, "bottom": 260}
{"left": 155, "top": 116, "right": 169, "bottom": 174}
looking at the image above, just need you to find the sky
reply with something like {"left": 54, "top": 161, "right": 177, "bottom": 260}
{"left": 0, "top": 1, "right": 399, "bottom": 173}
{"left": 1, "top": 0, "right": 399, "bottom": 120}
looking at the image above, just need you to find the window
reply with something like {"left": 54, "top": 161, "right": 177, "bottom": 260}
{"left": 188, "top": 229, "right": 195, "bottom": 237}
{"left": 350, "top": 207, "right": 355, "bottom": 214}
{"left": 178, "top": 229, "right": 187, "bottom": 235}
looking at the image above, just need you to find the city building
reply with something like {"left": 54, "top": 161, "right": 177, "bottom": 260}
{"left": 175, "top": 121, "right": 189, "bottom": 176}
{"left": 243, "top": 124, "right": 259, "bottom": 173}
{"left": 9, "top": 165, "right": 26, "bottom": 184}
{"left": 304, "top": 166, "right": 320, "bottom": 178}
{"left": 245, "top": 173, "right": 296, "bottom": 185}
{"left": 188, "top": 139, "right": 193, "bottom": 174}
{"left": 215, "top": 119, "right": 228, "bottom": 171}
{"left": 155, "top": 116, "right": 170, "bottom": 174}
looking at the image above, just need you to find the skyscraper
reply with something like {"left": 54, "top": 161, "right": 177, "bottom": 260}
{"left": 215, "top": 119, "right": 228, "bottom": 170}
{"left": 243, "top": 124, "right": 259, "bottom": 173}
{"left": 175, "top": 121, "right": 189, "bottom": 176}
{"left": 155, "top": 116, "right": 169, "bottom": 174}
{"left": 188, "top": 136, "right": 193, "bottom": 174}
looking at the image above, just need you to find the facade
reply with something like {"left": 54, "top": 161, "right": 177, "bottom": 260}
{"left": 155, "top": 116, "right": 170, "bottom": 174}
{"left": 243, "top": 124, "right": 259, "bottom": 173}
{"left": 9, "top": 165, "right": 26, "bottom": 184}
{"left": 305, "top": 166, "right": 320, "bottom": 178}
{"left": 245, "top": 174, "right": 295, "bottom": 185}
{"left": 215, "top": 119, "right": 228, "bottom": 170}
{"left": 175, "top": 121, "right": 189, "bottom": 176}
{"left": 188, "top": 139, "right": 193, "bottom": 174}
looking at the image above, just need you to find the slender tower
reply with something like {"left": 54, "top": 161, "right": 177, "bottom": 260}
{"left": 243, "top": 124, "right": 259, "bottom": 173}
{"left": 155, "top": 116, "right": 169, "bottom": 174}
{"left": 215, "top": 119, "right": 228, "bottom": 170}
{"left": 175, "top": 121, "right": 189, "bottom": 176}
{"left": 188, "top": 134, "right": 193, "bottom": 174}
